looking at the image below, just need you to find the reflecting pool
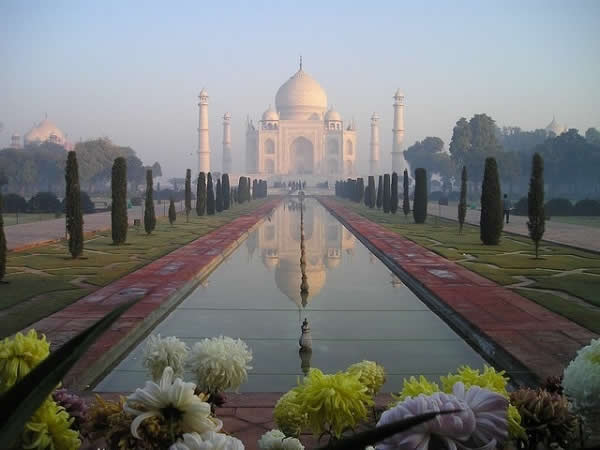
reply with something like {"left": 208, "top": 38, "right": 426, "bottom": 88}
{"left": 96, "top": 198, "right": 484, "bottom": 392}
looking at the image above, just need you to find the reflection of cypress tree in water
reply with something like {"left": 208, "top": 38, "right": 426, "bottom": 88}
{"left": 299, "top": 197, "right": 309, "bottom": 307}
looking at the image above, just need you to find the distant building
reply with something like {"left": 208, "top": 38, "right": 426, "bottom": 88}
{"left": 545, "top": 116, "right": 566, "bottom": 136}
{"left": 22, "top": 117, "right": 73, "bottom": 150}
{"left": 10, "top": 133, "right": 22, "bottom": 149}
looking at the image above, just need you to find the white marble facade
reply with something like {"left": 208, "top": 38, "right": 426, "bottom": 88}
{"left": 245, "top": 64, "right": 357, "bottom": 177}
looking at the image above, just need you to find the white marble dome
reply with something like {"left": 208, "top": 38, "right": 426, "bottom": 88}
{"left": 24, "top": 119, "right": 66, "bottom": 146}
{"left": 262, "top": 106, "right": 279, "bottom": 121}
{"left": 325, "top": 107, "right": 342, "bottom": 122}
{"left": 275, "top": 68, "right": 328, "bottom": 120}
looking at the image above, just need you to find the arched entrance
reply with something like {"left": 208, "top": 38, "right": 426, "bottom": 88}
{"left": 291, "top": 137, "right": 314, "bottom": 174}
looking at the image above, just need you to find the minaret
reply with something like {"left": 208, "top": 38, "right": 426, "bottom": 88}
{"left": 392, "top": 89, "right": 406, "bottom": 174}
{"left": 197, "top": 88, "right": 210, "bottom": 173}
{"left": 222, "top": 112, "right": 232, "bottom": 174}
{"left": 369, "top": 113, "right": 380, "bottom": 175}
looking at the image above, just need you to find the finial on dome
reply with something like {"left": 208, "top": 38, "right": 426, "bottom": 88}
{"left": 299, "top": 54, "right": 302, "bottom": 70}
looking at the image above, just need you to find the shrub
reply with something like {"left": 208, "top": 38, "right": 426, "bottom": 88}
{"left": 356, "top": 178, "right": 364, "bottom": 203}
{"left": 391, "top": 172, "right": 398, "bottom": 213}
{"left": 168, "top": 198, "right": 176, "bottom": 225}
{"left": 403, "top": 169, "right": 410, "bottom": 218}
{"left": 480, "top": 157, "right": 503, "bottom": 245}
{"left": 367, "top": 176, "right": 376, "bottom": 208}
{"left": 184, "top": 169, "right": 192, "bottom": 219}
{"left": 0, "top": 193, "right": 5, "bottom": 282}
{"left": 111, "top": 157, "right": 128, "bottom": 245}
{"left": 222, "top": 174, "right": 230, "bottom": 210}
{"left": 527, "top": 153, "right": 545, "bottom": 258}
{"left": 144, "top": 169, "right": 156, "bottom": 234}
{"left": 196, "top": 172, "right": 206, "bottom": 216}
{"left": 573, "top": 199, "right": 600, "bottom": 216}
{"left": 383, "top": 174, "right": 391, "bottom": 213}
{"left": 458, "top": 166, "right": 467, "bottom": 233}
{"left": 513, "top": 197, "right": 528, "bottom": 216}
{"left": 448, "top": 191, "right": 460, "bottom": 202}
{"left": 429, "top": 191, "right": 445, "bottom": 201}
{"left": 78, "top": 192, "right": 95, "bottom": 214}
{"left": 376, "top": 176, "right": 383, "bottom": 209}
{"left": 206, "top": 173, "right": 215, "bottom": 215}
{"left": 65, "top": 151, "right": 83, "bottom": 258}
{"left": 2, "top": 193, "right": 27, "bottom": 213}
{"left": 130, "top": 197, "right": 142, "bottom": 206}
{"left": 215, "top": 179, "right": 223, "bottom": 212}
{"left": 544, "top": 198, "right": 573, "bottom": 216}
{"left": 28, "top": 192, "right": 61, "bottom": 213}
{"left": 413, "top": 168, "right": 428, "bottom": 224}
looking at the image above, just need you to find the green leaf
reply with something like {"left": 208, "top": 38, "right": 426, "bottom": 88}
{"left": 0, "top": 297, "right": 140, "bottom": 447}
{"left": 318, "top": 409, "right": 460, "bottom": 450}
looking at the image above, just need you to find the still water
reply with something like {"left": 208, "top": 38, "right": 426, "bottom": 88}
{"left": 96, "top": 198, "right": 484, "bottom": 393}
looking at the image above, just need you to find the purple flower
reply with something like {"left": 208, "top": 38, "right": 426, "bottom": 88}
{"left": 376, "top": 383, "right": 508, "bottom": 450}
{"left": 53, "top": 388, "right": 88, "bottom": 430}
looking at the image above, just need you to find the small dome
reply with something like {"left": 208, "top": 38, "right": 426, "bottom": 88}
{"left": 262, "top": 106, "right": 279, "bottom": 121}
{"left": 394, "top": 89, "right": 404, "bottom": 98}
{"left": 371, "top": 112, "right": 379, "bottom": 121}
{"left": 545, "top": 117, "right": 565, "bottom": 136}
{"left": 325, "top": 107, "right": 342, "bottom": 122}
{"left": 275, "top": 68, "right": 328, "bottom": 120}
{"left": 199, "top": 88, "right": 208, "bottom": 97}
{"left": 24, "top": 119, "right": 66, "bottom": 146}
{"left": 223, "top": 112, "right": 231, "bottom": 120}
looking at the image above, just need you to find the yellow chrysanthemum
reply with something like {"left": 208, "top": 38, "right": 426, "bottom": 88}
{"left": 392, "top": 375, "right": 440, "bottom": 403}
{"left": 441, "top": 365, "right": 526, "bottom": 439}
{"left": 294, "top": 369, "right": 372, "bottom": 438}
{"left": 0, "top": 329, "right": 50, "bottom": 393}
{"left": 273, "top": 389, "right": 309, "bottom": 437}
{"left": 346, "top": 360, "right": 386, "bottom": 397}
{"left": 21, "top": 399, "right": 81, "bottom": 450}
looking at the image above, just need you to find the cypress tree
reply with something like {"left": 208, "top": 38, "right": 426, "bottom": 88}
{"left": 376, "top": 175, "right": 383, "bottom": 209}
{"left": 480, "top": 157, "right": 503, "bottom": 245}
{"left": 391, "top": 172, "right": 399, "bottom": 214}
{"left": 356, "top": 178, "right": 364, "bottom": 203}
{"left": 252, "top": 179, "right": 257, "bottom": 200}
{"left": 246, "top": 177, "right": 252, "bottom": 201}
{"left": 0, "top": 193, "right": 6, "bottom": 283}
{"left": 144, "top": 169, "right": 156, "bottom": 234}
{"left": 65, "top": 151, "right": 83, "bottom": 258}
{"left": 402, "top": 169, "right": 410, "bottom": 219}
{"left": 111, "top": 156, "right": 128, "bottom": 244}
{"left": 185, "top": 169, "right": 192, "bottom": 221}
{"left": 206, "top": 172, "right": 215, "bottom": 214}
{"left": 216, "top": 179, "right": 223, "bottom": 212}
{"left": 367, "top": 176, "right": 376, "bottom": 208}
{"left": 237, "top": 177, "right": 245, "bottom": 203}
{"left": 458, "top": 165, "right": 467, "bottom": 233}
{"left": 527, "top": 153, "right": 545, "bottom": 258}
{"left": 222, "top": 174, "right": 230, "bottom": 210}
{"left": 383, "top": 174, "right": 391, "bottom": 213}
{"left": 168, "top": 198, "right": 176, "bottom": 225}
{"left": 413, "top": 168, "right": 428, "bottom": 224}
{"left": 196, "top": 172, "right": 206, "bottom": 216}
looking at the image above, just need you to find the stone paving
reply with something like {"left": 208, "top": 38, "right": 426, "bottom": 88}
{"left": 320, "top": 197, "right": 598, "bottom": 383}
{"left": 22, "top": 198, "right": 281, "bottom": 389}
{"left": 5, "top": 201, "right": 184, "bottom": 251}
{"left": 428, "top": 202, "right": 600, "bottom": 252}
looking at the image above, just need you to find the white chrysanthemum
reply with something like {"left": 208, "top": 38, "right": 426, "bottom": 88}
{"left": 563, "top": 338, "right": 600, "bottom": 412}
{"left": 189, "top": 336, "right": 253, "bottom": 393}
{"left": 170, "top": 431, "right": 245, "bottom": 450}
{"left": 143, "top": 334, "right": 189, "bottom": 381}
{"left": 258, "top": 429, "right": 304, "bottom": 450}
{"left": 124, "top": 366, "right": 222, "bottom": 439}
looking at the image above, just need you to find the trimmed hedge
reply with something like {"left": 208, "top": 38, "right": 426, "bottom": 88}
{"left": 545, "top": 198, "right": 573, "bottom": 216}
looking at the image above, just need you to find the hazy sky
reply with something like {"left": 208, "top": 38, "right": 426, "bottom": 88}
{"left": 1, "top": 0, "right": 599, "bottom": 177}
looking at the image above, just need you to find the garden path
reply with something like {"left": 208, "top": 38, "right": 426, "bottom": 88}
{"left": 428, "top": 202, "right": 600, "bottom": 252}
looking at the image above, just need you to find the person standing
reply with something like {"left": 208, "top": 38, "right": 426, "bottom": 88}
{"left": 502, "top": 194, "right": 512, "bottom": 224}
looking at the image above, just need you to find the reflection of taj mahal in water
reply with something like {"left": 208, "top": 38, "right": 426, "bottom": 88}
{"left": 246, "top": 198, "right": 355, "bottom": 306}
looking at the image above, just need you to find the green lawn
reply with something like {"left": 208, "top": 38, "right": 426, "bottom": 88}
{"left": 0, "top": 199, "right": 269, "bottom": 338}
{"left": 334, "top": 199, "right": 600, "bottom": 334}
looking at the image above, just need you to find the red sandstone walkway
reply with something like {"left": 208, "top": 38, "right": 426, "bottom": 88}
{"left": 319, "top": 197, "right": 598, "bottom": 383}
{"left": 24, "top": 198, "right": 281, "bottom": 389}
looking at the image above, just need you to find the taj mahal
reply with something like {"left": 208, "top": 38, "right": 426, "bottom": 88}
{"left": 196, "top": 61, "right": 407, "bottom": 178}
